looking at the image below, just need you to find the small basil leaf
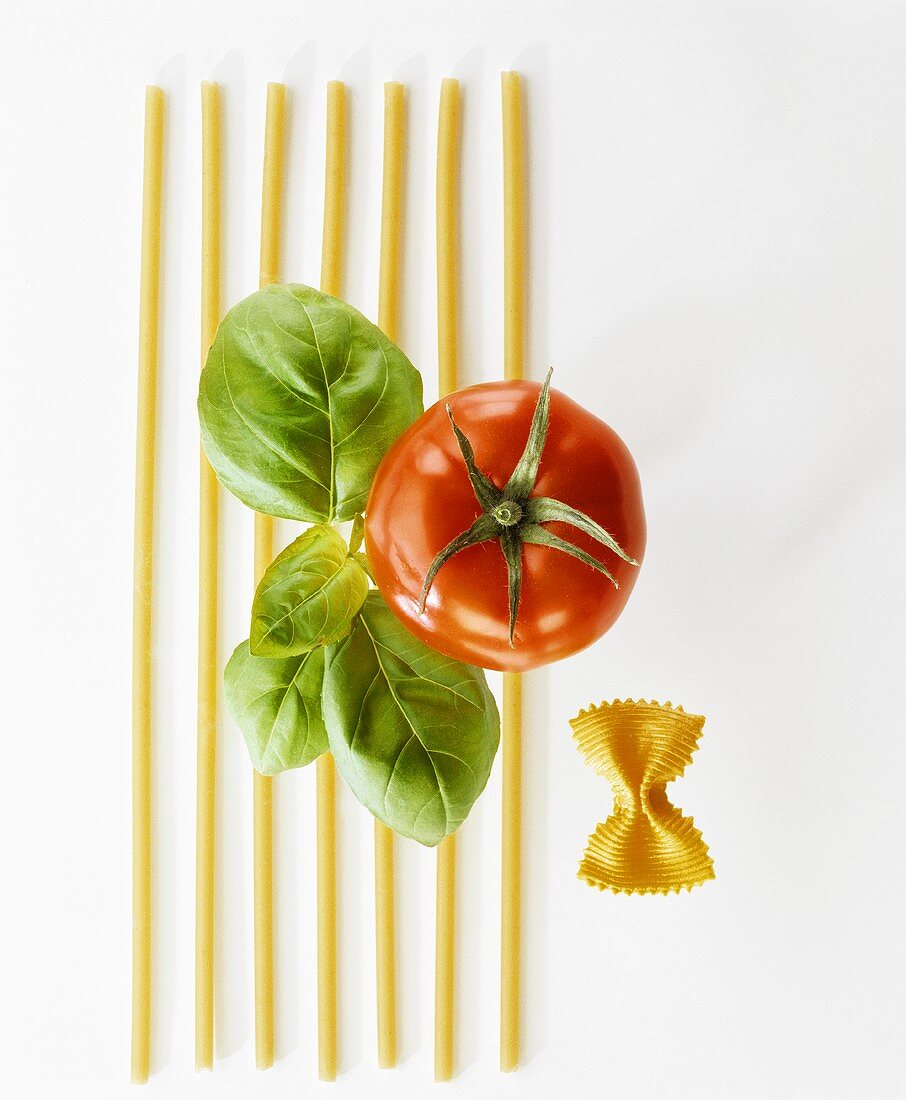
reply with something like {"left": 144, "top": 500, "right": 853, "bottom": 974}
{"left": 348, "top": 513, "right": 365, "bottom": 556}
{"left": 198, "top": 284, "right": 423, "bottom": 522}
{"left": 250, "top": 524, "right": 369, "bottom": 657}
{"left": 322, "top": 593, "right": 500, "bottom": 846}
{"left": 224, "top": 641, "right": 328, "bottom": 775}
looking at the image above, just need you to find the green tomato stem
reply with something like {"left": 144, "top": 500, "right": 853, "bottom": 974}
{"left": 419, "top": 369, "right": 638, "bottom": 642}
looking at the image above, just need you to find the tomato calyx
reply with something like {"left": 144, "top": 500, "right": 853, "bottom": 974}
{"left": 417, "top": 369, "right": 640, "bottom": 645}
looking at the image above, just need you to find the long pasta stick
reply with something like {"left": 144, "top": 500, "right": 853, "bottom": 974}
{"left": 317, "top": 79, "right": 347, "bottom": 1083}
{"left": 132, "top": 84, "right": 164, "bottom": 1086}
{"left": 434, "top": 76, "right": 461, "bottom": 1083}
{"left": 195, "top": 80, "right": 222, "bottom": 1073}
{"left": 374, "top": 80, "right": 405, "bottom": 1071}
{"left": 253, "top": 81, "right": 287, "bottom": 1071}
{"left": 500, "top": 69, "right": 526, "bottom": 1074}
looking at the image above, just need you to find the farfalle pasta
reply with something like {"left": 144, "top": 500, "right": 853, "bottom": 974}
{"left": 570, "top": 700, "right": 715, "bottom": 894}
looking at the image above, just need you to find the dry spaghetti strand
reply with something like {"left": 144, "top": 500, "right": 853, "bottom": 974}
{"left": 434, "top": 75, "right": 462, "bottom": 1084}
{"left": 316, "top": 79, "right": 347, "bottom": 1083}
{"left": 253, "top": 80, "right": 287, "bottom": 1071}
{"left": 500, "top": 68, "right": 527, "bottom": 1075}
{"left": 195, "top": 79, "right": 222, "bottom": 1073}
{"left": 132, "top": 83, "right": 164, "bottom": 1086}
{"left": 374, "top": 80, "right": 406, "bottom": 1071}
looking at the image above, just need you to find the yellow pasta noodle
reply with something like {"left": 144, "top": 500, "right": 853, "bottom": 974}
{"left": 195, "top": 78, "right": 221, "bottom": 1074}
{"left": 253, "top": 80, "right": 287, "bottom": 1071}
{"left": 500, "top": 69, "right": 525, "bottom": 1075}
{"left": 317, "top": 79, "right": 347, "bottom": 1084}
{"left": 132, "top": 84, "right": 164, "bottom": 1086}
{"left": 374, "top": 79, "right": 405, "bottom": 1071}
{"left": 570, "top": 700, "right": 715, "bottom": 894}
{"left": 434, "top": 75, "right": 460, "bottom": 1085}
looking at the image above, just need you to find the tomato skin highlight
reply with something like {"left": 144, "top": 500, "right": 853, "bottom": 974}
{"left": 364, "top": 380, "right": 646, "bottom": 672}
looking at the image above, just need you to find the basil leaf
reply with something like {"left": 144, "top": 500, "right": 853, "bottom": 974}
{"left": 224, "top": 641, "right": 328, "bottom": 775}
{"left": 198, "top": 284, "right": 423, "bottom": 522}
{"left": 250, "top": 524, "right": 369, "bottom": 657}
{"left": 322, "top": 593, "right": 500, "bottom": 846}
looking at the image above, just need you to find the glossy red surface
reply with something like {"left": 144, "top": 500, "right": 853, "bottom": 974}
{"left": 364, "top": 380, "right": 646, "bottom": 671}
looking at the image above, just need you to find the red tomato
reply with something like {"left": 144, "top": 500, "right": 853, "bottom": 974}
{"left": 364, "top": 379, "right": 646, "bottom": 672}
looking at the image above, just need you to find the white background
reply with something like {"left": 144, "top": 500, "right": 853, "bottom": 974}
{"left": 2, "top": 1, "right": 904, "bottom": 1097}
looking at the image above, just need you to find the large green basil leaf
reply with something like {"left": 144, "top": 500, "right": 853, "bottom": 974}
{"left": 224, "top": 641, "right": 328, "bottom": 775}
{"left": 250, "top": 524, "right": 368, "bottom": 657}
{"left": 198, "top": 284, "right": 423, "bottom": 522}
{"left": 322, "top": 593, "right": 500, "bottom": 846}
